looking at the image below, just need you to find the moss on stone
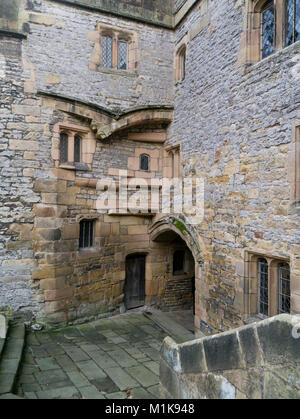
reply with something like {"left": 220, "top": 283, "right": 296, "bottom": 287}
{"left": 172, "top": 219, "right": 187, "bottom": 233}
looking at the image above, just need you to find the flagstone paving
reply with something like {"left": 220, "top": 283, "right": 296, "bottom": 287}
{"left": 15, "top": 312, "right": 176, "bottom": 399}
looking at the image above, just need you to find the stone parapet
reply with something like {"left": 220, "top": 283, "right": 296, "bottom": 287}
{"left": 160, "top": 314, "right": 300, "bottom": 399}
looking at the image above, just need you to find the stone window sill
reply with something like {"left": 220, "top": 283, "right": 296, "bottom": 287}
{"left": 77, "top": 248, "right": 100, "bottom": 259}
{"left": 243, "top": 315, "right": 265, "bottom": 325}
{"left": 244, "top": 39, "right": 300, "bottom": 74}
{"left": 98, "top": 67, "right": 137, "bottom": 78}
{"left": 59, "top": 163, "right": 90, "bottom": 171}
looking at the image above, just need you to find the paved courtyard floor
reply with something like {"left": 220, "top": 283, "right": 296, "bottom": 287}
{"left": 15, "top": 311, "right": 191, "bottom": 399}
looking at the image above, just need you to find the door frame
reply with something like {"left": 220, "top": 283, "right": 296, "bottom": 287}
{"left": 124, "top": 253, "right": 147, "bottom": 310}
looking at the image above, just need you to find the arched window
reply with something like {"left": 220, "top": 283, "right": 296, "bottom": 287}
{"left": 176, "top": 46, "right": 186, "bottom": 82}
{"left": 286, "top": 0, "right": 300, "bottom": 46}
{"left": 59, "top": 132, "right": 68, "bottom": 163}
{"left": 261, "top": 0, "right": 275, "bottom": 58}
{"left": 279, "top": 263, "right": 290, "bottom": 313}
{"left": 241, "top": 0, "right": 300, "bottom": 65}
{"left": 258, "top": 258, "right": 269, "bottom": 316}
{"left": 140, "top": 154, "right": 150, "bottom": 171}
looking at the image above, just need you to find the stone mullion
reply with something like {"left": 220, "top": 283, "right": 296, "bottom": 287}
{"left": 275, "top": 0, "right": 286, "bottom": 50}
{"left": 268, "top": 258, "right": 279, "bottom": 317}
{"left": 112, "top": 34, "right": 118, "bottom": 69}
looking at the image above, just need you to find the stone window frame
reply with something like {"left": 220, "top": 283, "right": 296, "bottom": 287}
{"left": 175, "top": 44, "right": 186, "bottom": 82}
{"left": 79, "top": 219, "right": 95, "bottom": 250}
{"left": 52, "top": 123, "right": 96, "bottom": 171}
{"left": 245, "top": 250, "right": 291, "bottom": 318}
{"left": 288, "top": 122, "right": 300, "bottom": 213}
{"left": 240, "top": 0, "right": 300, "bottom": 65}
{"left": 97, "top": 23, "right": 138, "bottom": 73}
{"left": 76, "top": 215, "right": 100, "bottom": 255}
{"left": 164, "top": 143, "right": 181, "bottom": 178}
{"left": 140, "top": 153, "right": 150, "bottom": 172}
{"left": 175, "top": 34, "right": 188, "bottom": 83}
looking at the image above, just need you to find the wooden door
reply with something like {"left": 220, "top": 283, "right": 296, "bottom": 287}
{"left": 125, "top": 255, "right": 146, "bottom": 310}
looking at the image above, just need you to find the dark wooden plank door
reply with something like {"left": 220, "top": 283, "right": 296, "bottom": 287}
{"left": 125, "top": 255, "right": 146, "bottom": 310}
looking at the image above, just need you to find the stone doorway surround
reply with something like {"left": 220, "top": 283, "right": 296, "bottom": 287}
{"left": 149, "top": 215, "right": 206, "bottom": 331}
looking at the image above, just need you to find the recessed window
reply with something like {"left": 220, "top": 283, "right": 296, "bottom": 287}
{"left": 59, "top": 132, "right": 82, "bottom": 164}
{"left": 286, "top": 0, "right": 300, "bottom": 46}
{"left": 140, "top": 154, "right": 150, "bottom": 171}
{"left": 118, "top": 40, "right": 128, "bottom": 70}
{"left": 242, "top": 0, "right": 300, "bottom": 64}
{"left": 262, "top": 1, "right": 275, "bottom": 59}
{"left": 279, "top": 263, "right": 291, "bottom": 313}
{"left": 173, "top": 250, "right": 185, "bottom": 275}
{"left": 79, "top": 220, "right": 94, "bottom": 249}
{"left": 102, "top": 35, "right": 113, "bottom": 68}
{"left": 258, "top": 258, "right": 269, "bottom": 316}
{"left": 176, "top": 46, "right": 186, "bottom": 82}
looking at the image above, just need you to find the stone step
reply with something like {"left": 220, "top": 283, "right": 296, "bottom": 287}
{"left": 0, "top": 323, "right": 26, "bottom": 396}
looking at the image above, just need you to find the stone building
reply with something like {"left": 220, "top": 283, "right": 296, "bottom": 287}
{"left": 0, "top": 0, "right": 299, "bottom": 335}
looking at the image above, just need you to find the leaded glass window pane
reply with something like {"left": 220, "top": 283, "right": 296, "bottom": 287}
{"left": 279, "top": 263, "right": 290, "bottom": 314}
{"left": 60, "top": 133, "right": 68, "bottom": 163}
{"left": 262, "top": 2, "right": 275, "bottom": 58}
{"left": 258, "top": 258, "right": 269, "bottom": 316}
{"left": 79, "top": 220, "right": 94, "bottom": 249}
{"left": 102, "top": 36, "right": 112, "bottom": 68}
{"left": 140, "top": 154, "right": 149, "bottom": 171}
{"left": 118, "top": 41, "right": 128, "bottom": 70}
{"left": 286, "top": 0, "right": 300, "bottom": 46}
{"left": 74, "top": 135, "right": 81, "bottom": 163}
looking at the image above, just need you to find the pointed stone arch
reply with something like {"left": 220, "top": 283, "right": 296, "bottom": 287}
{"left": 149, "top": 215, "right": 204, "bottom": 265}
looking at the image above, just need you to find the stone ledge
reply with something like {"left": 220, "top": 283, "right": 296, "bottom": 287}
{"left": 0, "top": 29, "right": 27, "bottom": 39}
{"left": 49, "top": 0, "right": 173, "bottom": 29}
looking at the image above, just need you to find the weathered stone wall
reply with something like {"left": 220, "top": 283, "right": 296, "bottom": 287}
{"left": 0, "top": 0, "right": 175, "bottom": 324}
{"left": 0, "top": 35, "right": 40, "bottom": 320}
{"left": 160, "top": 314, "right": 300, "bottom": 399}
{"left": 21, "top": 0, "right": 174, "bottom": 110}
{"left": 172, "top": 0, "right": 300, "bottom": 333}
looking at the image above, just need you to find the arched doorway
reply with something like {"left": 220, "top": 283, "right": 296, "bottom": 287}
{"left": 151, "top": 229, "right": 195, "bottom": 314}
{"left": 148, "top": 216, "right": 204, "bottom": 330}
{"left": 124, "top": 254, "right": 146, "bottom": 310}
